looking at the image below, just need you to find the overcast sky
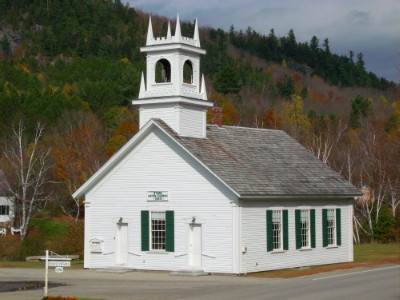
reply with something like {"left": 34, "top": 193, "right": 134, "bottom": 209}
{"left": 125, "top": 0, "right": 399, "bottom": 83}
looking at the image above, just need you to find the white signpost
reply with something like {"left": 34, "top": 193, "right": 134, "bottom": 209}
{"left": 42, "top": 250, "right": 72, "bottom": 297}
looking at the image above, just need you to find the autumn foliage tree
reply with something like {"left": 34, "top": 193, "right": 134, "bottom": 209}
{"left": 208, "top": 93, "right": 240, "bottom": 126}
{"left": 280, "top": 94, "right": 311, "bottom": 142}
{"left": 51, "top": 111, "right": 106, "bottom": 221}
{"left": 106, "top": 122, "right": 138, "bottom": 157}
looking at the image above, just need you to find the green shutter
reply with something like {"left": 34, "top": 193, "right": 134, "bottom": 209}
{"left": 266, "top": 210, "right": 273, "bottom": 252}
{"left": 322, "top": 209, "right": 328, "bottom": 247}
{"left": 336, "top": 208, "right": 341, "bottom": 246}
{"left": 165, "top": 211, "right": 174, "bottom": 252}
{"left": 295, "top": 210, "right": 301, "bottom": 249}
{"left": 283, "top": 210, "right": 289, "bottom": 250}
{"left": 141, "top": 210, "right": 149, "bottom": 251}
{"left": 310, "top": 209, "right": 316, "bottom": 248}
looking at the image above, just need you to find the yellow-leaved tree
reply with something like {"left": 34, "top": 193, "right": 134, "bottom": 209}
{"left": 280, "top": 94, "right": 311, "bottom": 142}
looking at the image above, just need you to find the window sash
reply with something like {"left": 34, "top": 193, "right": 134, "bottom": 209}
{"left": 300, "top": 210, "right": 310, "bottom": 248}
{"left": 327, "top": 209, "right": 336, "bottom": 245}
{"left": 151, "top": 212, "right": 166, "bottom": 250}
{"left": 272, "top": 210, "right": 282, "bottom": 250}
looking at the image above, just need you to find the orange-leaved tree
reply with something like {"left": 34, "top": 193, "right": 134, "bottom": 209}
{"left": 51, "top": 110, "right": 106, "bottom": 221}
{"left": 105, "top": 122, "right": 138, "bottom": 157}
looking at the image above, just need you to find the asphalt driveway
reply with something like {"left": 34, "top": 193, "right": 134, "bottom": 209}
{"left": 0, "top": 265, "right": 399, "bottom": 300}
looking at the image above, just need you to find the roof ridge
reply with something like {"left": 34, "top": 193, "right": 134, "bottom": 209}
{"left": 206, "top": 124, "right": 282, "bottom": 132}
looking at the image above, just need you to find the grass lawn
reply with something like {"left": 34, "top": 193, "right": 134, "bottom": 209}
{"left": 249, "top": 242, "right": 400, "bottom": 278}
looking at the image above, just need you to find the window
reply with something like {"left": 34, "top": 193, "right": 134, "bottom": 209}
{"left": 0, "top": 205, "right": 9, "bottom": 215}
{"left": 141, "top": 210, "right": 174, "bottom": 252}
{"left": 327, "top": 209, "right": 336, "bottom": 245}
{"left": 272, "top": 210, "right": 282, "bottom": 250}
{"left": 266, "top": 210, "right": 288, "bottom": 252}
{"left": 323, "top": 208, "right": 341, "bottom": 247}
{"left": 155, "top": 59, "right": 171, "bottom": 83}
{"left": 300, "top": 210, "right": 310, "bottom": 248}
{"left": 151, "top": 212, "right": 166, "bottom": 250}
{"left": 295, "top": 209, "right": 315, "bottom": 249}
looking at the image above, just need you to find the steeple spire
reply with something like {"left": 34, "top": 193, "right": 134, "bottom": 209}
{"left": 146, "top": 16, "right": 154, "bottom": 46}
{"left": 167, "top": 21, "right": 172, "bottom": 39}
{"left": 193, "top": 18, "right": 200, "bottom": 47}
{"left": 139, "top": 72, "right": 146, "bottom": 98}
{"left": 200, "top": 74, "right": 207, "bottom": 100}
{"left": 174, "top": 13, "right": 181, "bottom": 41}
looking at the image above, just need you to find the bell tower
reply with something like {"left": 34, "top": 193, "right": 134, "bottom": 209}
{"left": 133, "top": 15, "right": 213, "bottom": 138}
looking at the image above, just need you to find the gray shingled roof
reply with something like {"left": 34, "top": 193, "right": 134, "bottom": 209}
{"left": 156, "top": 120, "right": 360, "bottom": 197}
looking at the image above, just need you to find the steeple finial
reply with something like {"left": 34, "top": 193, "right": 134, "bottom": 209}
{"left": 174, "top": 13, "right": 181, "bottom": 41}
{"left": 200, "top": 74, "right": 207, "bottom": 100}
{"left": 146, "top": 16, "right": 154, "bottom": 46}
{"left": 167, "top": 21, "right": 172, "bottom": 39}
{"left": 139, "top": 72, "right": 146, "bottom": 98}
{"left": 193, "top": 18, "right": 200, "bottom": 47}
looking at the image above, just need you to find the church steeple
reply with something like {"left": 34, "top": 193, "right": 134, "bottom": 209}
{"left": 146, "top": 16, "right": 154, "bottom": 46}
{"left": 133, "top": 15, "right": 213, "bottom": 138}
{"left": 174, "top": 13, "right": 181, "bottom": 41}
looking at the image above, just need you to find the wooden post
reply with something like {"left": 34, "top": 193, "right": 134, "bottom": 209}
{"left": 44, "top": 249, "right": 48, "bottom": 297}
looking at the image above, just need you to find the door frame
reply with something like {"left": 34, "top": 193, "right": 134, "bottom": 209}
{"left": 188, "top": 223, "right": 202, "bottom": 269}
{"left": 115, "top": 222, "right": 129, "bottom": 265}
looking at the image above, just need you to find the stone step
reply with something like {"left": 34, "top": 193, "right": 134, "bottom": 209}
{"left": 170, "top": 269, "right": 208, "bottom": 277}
{"left": 95, "top": 267, "right": 135, "bottom": 274}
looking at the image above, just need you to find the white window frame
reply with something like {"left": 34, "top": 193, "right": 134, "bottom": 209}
{"left": 327, "top": 209, "right": 336, "bottom": 246}
{"left": 150, "top": 211, "right": 166, "bottom": 251}
{"left": 300, "top": 209, "right": 311, "bottom": 249}
{"left": 272, "top": 210, "right": 283, "bottom": 251}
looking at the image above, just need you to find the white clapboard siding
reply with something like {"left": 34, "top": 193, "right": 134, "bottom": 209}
{"left": 241, "top": 199, "right": 353, "bottom": 273}
{"left": 85, "top": 128, "right": 237, "bottom": 273}
{"left": 178, "top": 105, "right": 205, "bottom": 138}
{"left": 139, "top": 104, "right": 177, "bottom": 129}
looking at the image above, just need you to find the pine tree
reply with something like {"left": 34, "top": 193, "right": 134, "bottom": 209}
{"left": 214, "top": 65, "right": 241, "bottom": 94}
{"left": 0, "top": 35, "right": 11, "bottom": 58}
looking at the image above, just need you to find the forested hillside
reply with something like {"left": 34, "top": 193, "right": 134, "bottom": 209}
{"left": 0, "top": 0, "right": 398, "bottom": 246}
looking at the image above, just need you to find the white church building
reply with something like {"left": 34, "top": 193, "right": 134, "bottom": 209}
{"left": 73, "top": 16, "right": 361, "bottom": 274}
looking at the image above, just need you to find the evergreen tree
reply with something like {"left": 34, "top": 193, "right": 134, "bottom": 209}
{"left": 350, "top": 95, "right": 372, "bottom": 129}
{"left": 0, "top": 35, "right": 11, "bottom": 58}
{"left": 214, "top": 65, "right": 241, "bottom": 94}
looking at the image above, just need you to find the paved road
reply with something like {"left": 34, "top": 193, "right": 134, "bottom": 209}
{"left": 0, "top": 265, "right": 399, "bottom": 300}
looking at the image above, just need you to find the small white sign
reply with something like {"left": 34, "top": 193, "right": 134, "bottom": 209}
{"left": 49, "top": 261, "right": 71, "bottom": 267}
{"left": 90, "top": 242, "right": 103, "bottom": 253}
{"left": 55, "top": 267, "right": 64, "bottom": 273}
{"left": 147, "top": 191, "right": 168, "bottom": 201}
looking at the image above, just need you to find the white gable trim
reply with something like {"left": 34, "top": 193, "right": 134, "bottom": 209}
{"left": 72, "top": 119, "right": 240, "bottom": 199}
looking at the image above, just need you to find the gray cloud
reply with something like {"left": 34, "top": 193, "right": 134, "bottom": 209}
{"left": 347, "top": 10, "right": 372, "bottom": 26}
